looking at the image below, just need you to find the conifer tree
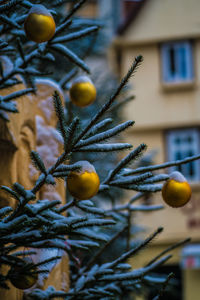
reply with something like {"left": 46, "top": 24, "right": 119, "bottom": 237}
{"left": 0, "top": 1, "right": 199, "bottom": 299}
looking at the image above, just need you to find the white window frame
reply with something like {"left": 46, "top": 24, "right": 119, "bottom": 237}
{"left": 166, "top": 128, "right": 200, "bottom": 182}
{"left": 161, "top": 41, "right": 193, "bottom": 83}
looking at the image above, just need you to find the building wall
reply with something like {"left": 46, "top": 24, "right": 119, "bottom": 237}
{"left": 111, "top": 2, "right": 200, "bottom": 298}
{"left": 121, "top": 0, "right": 200, "bottom": 44}
{"left": 120, "top": 41, "right": 200, "bottom": 131}
{"left": 118, "top": 41, "right": 200, "bottom": 244}
{"left": 184, "top": 269, "right": 200, "bottom": 300}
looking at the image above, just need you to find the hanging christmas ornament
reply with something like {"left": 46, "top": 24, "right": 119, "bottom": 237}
{"left": 162, "top": 171, "right": 192, "bottom": 207}
{"left": 67, "top": 161, "right": 100, "bottom": 200}
{"left": 69, "top": 76, "right": 96, "bottom": 107}
{"left": 9, "top": 259, "right": 38, "bottom": 290}
{"left": 24, "top": 4, "right": 56, "bottom": 43}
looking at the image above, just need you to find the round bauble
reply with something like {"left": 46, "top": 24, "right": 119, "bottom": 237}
{"left": 69, "top": 76, "right": 96, "bottom": 107}
{"left": 9, "top": 261, "right": 38, "bottom": 290}
{"left": 67, "top": 161, "right": 100, "bottom": 200}
{"left": 162, "top": 171, "right": 192, "bottom": 208}
{"left": 24, "top": 4, "right": 56, "bottom": 43}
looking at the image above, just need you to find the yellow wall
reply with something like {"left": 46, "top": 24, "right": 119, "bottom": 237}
{"left": 114, "top": 32, "right": 200, "bottom": 246}
{"left": 111, "top": 1, "right": 200, "bottom": 298}
{"left": 125, "top": 130, "right": 200, "bottom": 247}
{"left": 184, "top": 269, "right": 200, "bottom": 300}
{"left": 120, "top": 42, "right": 200, "bottom": 131}
{"left": 120, "top": 0, "right": 200, "bottom": 44}
{"left": 128, "top": 244, "right": 182, "bottom": 269}
{"left": 65, "top": 1, "right": 98, "bottom": 19}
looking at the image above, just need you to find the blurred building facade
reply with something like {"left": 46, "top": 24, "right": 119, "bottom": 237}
{"left": 111, "top": 0, "right": 200, "bottom": 299}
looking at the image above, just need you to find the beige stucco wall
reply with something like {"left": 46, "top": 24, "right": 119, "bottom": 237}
{"left": 120, "top": 41, "right": 200, "bottom": 131}
{"left": 115, "top": 32, "right": 200, "bottom": 293}
{"left": 184, "top": 269, "right": 200, "bottom": 300}
{"left": 120, "top": 0, "right": 200, "bottom": 44}
{"left": 116, "top": 33, "right": 200, "bottom": 246}
{"left": 111, "top": 1, "right": 200, "bottom": 299}
{"left": 125, "top": 129, "right": 200, "bottom": 245}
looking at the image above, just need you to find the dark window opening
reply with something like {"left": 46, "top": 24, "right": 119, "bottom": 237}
{"left": 169, "top": 47, "right": 176, "bottom": 75}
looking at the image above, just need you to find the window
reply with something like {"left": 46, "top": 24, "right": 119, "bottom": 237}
{"left": 161, "top": 41, "right": 193, "bottom": 83}
{"left": 166, "top": 128, "right": 200, "bottom": 181}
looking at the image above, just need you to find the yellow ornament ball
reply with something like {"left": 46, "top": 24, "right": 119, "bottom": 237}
{"left": 67, "top": 161, "right": 100, "bottom": 200}
{"left": 24, "top": 4, "right": 56, "bottom": 43}
{"left": 162, "top": 171, "right": 192, "bottom": 208}
{"left": 69, "top": 76, "right": 97, "bottom": 107}
{"left": 9, "top": 263, "right": 38, "bottom": 290}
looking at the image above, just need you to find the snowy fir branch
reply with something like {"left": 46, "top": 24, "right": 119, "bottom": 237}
{"left": 0, "top": 1, "right": 199, "bottom": 299}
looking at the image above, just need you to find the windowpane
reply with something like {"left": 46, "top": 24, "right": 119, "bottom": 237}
{"left": 178, "top": 46, "right": 187, "bottom": 79}
{"left": 161, "top": 41, "right": 193, "bottom": 83}
{"left": 175, "top": 152, "right": 182, "bottom": 173}
{"left": 169, "top": 47, "right": 176, "bottom": 76}
{"left": 166, "top": 129, "right": 200, "bottom": 181}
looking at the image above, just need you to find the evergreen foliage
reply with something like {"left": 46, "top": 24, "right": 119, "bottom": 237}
{"left": 0, "top": 1, "right": 199, "bottom": 299}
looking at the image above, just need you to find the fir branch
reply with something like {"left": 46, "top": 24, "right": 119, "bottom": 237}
{"left": 59, "top": 68, "right": 78, "bottom": 89}
{"left": 83, "top": 118, "right": 113, "bottom": 139}
{"left": 126, "top": 211, "right": 131, "bottom": 251}
{"left": 30, "top": 151, "right": 47, "bottom": 175}
{"left": 68, "top": 240, "right": 99, "bottom": 250}
{"left": 52, "top": 171, "right": 69, "bottom": 178}
{"left": 53, "top": 0, "right": 70, "bottom": 7}
{"left": 73, "top": 228, "right": 109, "bottom": 242}
{"left": 109, "top": 172, "right": 152, "bottom": 186}
{"left": 73, "top": 55, "right": 143, "bottom": 144}
{"left": 129, "top": 192, "right": 144, "bottom": 204}
{"left": 0, "top": 39, "right": 8, "bottom": 49}
{"left": 106, "top": 203, "right": 163, "bottom": 213}
{"left": 0, "top": 0, "right": 22, "bottom": 13}
{"left": 75, "top": 121, "right": 134, "bottom": 149}
{"left": 0, "top": 14, "right": 21, "bottom": 29}
{"left": 66, "top": 116, "right": 80, "bottom": 149}
{"left": 12, "top": 250, "right": 36, "bottom": 257}
{"left": 18, "top": 0, "right": 32, "bottom": 9}
{"left": 143, "top": 174, "right": 169, "bottom": 184}
{"left": 128, "top": 205, "right": 164, "bottom": 212}
{"left": 99, "top": 255, "right": 172, "bottom": 282}
{"left": 73, "top": 143, "right": 133, "bottom": 152}
{"left": 16, "top": 37, "right": 26, "bottom": 66}
{"left": 108, "top": 227, "right": 163, "bottom": 269}
{"left": 145, "top": 238, "right": 191, "bottom": 267}
{"left": 13, "top": 183, "right": 35, "bottom": 201}
{"left": 54, "top": 163, "right": 81, "bottom": 173}
{"left": 51, "top": 44, "right": 90, "bottom": 73}
{"left": 0, "top": 186, "right": 20, "bottom": 201}
{"left": 32, "top": 256, "right": 62, "bottom": 269}
{"left": 109, "top": 95, "right": 135, "bottom": 113}
{"left": 54, "top": 19, "right": 73, "bottom": 38}
{"left": 63, "top": 0, "right": 88, "bottom": 22}
{"left": 26, "top": 287, "right": 67, "bottom": 299}
{"left": 0, "top": 207, "right": 13, "bottom": 218}
{"left": 104, "top": 143, "right": 147, "bottom": 183}
{"left": 53, "top": 91, "right": 68, "bottom": 149}
{"left": 72, "top": 219, "right": 116, "bottom": 230}
{"left": 0, "top": 101, "right": 18, "bottom": 113}
{"left": 124, "top": 153, "right": 200, "bottom": 176}
{"left": 35, "top": 200, "right": 61, "bottom": 214}
{"left": 76, "top": 202, "right": 105, "bottom": 215}
{"left": 52, "top": 26, "right": 99, "bottom": 44}
{"left": 83, "top": 225, "right": 128, "bottom": 273}
{"left": 2, "top": 88, "right": 34, "bottom": 102}
{"left": 152, "top": 272, "right": 174, "bottom": 300}
{"left": 121, "top": 183, "right": 163, "bottom": 192}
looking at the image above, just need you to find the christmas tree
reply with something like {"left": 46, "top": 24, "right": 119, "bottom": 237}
{"left": 0, "top": 1, "right": 199, "bottom": 299}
